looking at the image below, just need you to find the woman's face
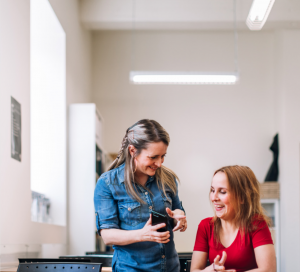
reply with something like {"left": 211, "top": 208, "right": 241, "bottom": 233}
{"left": 210, "top": 172, "right": 236, "bottom": 222}
{"left": 133, "top": 141, "right": 168, "bottom": 177}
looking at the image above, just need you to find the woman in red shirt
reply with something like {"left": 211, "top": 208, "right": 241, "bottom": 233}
{"left": 191, "top": 166, "right": 276, "bottom": 272}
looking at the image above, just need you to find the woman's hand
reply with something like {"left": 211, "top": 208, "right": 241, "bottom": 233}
{"left": 139, "top": 214, "right": 170, "bottom": 243}
{"left": 166, "top": 207, "right": 187, "bottom": 232}
{"left": 212, "top": 252, "right": 235, "bottom": 272}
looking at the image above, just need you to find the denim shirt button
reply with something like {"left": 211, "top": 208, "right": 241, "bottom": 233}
{"left": 149, "top": 206, "right": 152, "bottom": 210}
{"left": 145, "top": 192, "right": 148, "bottom": 195}
{"left": 162, "top": 255, "right": 165, "bottom": 258}
{"left": 128, "top": 207, "right": 131, "bottom": 211}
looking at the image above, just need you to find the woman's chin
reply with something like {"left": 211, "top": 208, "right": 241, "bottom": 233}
{"left": 147, "top": 171, "right": 156, "bottom": 176}
{"left": 215, "top": 211, "right": 225, "bottom": 218}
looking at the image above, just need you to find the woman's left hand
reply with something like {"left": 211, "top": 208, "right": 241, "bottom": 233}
{"left": 166, "top": 207, "right": 187, "bottom": 232}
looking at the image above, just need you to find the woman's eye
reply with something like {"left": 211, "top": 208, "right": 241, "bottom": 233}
{"left": 220, "top": 191, "right": 226, "bottom": 194}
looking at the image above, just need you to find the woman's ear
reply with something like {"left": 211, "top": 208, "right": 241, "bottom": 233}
{"left": 128, "top": 145, "right": 136, "bottom": 157}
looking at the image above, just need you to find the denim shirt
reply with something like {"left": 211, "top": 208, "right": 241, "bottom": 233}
{"left": 94, "top": 163, "right": 185, "bottom": 272}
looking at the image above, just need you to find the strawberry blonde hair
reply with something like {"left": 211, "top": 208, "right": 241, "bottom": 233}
{"left": 211, "top": 165, "right": 271, "bottom": 245}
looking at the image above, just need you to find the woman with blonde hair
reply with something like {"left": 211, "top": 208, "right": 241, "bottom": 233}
{"left": 191, "top": 166, "right": 276, "bottom": 272}
{"left": 94, "top": 119, "right": 187, "bottom": 272}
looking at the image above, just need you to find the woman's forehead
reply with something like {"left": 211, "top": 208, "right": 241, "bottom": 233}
{"left": 143, "top": 141, "right": 168, "bottom": 154}
{"left": 211, "top": 172, "right": 229, "bottom": 188}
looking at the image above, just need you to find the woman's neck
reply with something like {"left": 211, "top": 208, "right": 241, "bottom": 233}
{"left": 220, "top": 218, "right": 238, "bottom": 234}
{"left": 134, "top": 171, "right": 148, "bottom": 187}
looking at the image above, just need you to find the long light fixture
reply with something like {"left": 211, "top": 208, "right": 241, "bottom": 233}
{"left": 129, "top": 0, "right": 239, "bottom": 85}
{"left": 246, "top": 0, "right": 276, "bottom": 30}
{"left": 130, "top": 72, "right": 239, "bottom": 85}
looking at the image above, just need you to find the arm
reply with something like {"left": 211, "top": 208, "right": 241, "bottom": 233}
{"left": 244, "top": 245, "right": 276, "bottom": 272}
{"left": 190, "top": 251, "right": 209, "bottom": 272}
{"left": 191, "top": 251, "right": 235, "bottom": 272}
{"left": 94, "top": 177, "right": 170, "bottom": 246}
{"left": 244, "top": 220, "right": 276, "bottom": 272}
{"left": 101, "top": 214, "right": 170, "bottom": 246}
{"left": 167, "top": 179, "right": 187, "bottom": 231}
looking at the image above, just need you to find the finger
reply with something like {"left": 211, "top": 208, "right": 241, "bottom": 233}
{"left": 172, "top": 215, "right": 186, "bottom": 220}
{"left": 152, "top": 235, "right": 170, "bottom": 243}
{"left": 151, "top": 232, "right": 170, "bottom": 243}
{"left": 149, "top": 234, "right": 170, "bottom": 244}
{"left": 180, "top": 224, "right": 187, "bottom": 232}
{"left": 224, "top": 270, "right": 236, "bottom": 272}
{"left": 166, "top": 207, "right": 173, "bottom": 217}
{"left": 145, "top": 214, "right": 152, "bottom": 226}
{"left": 156, "top": 238, "right": 170, "bottom": 244}
{"left": 172, "top": 221, "right": 181, "bottom": 232}
{"left": 152, "top": 230, "right": 170, "bottom": 238}
{"left": 152, "top": 223, "right": 166, "bottom": 231}
{"left": 215, "top": 264, "right": 225, "bottom": 271}
{"left": 219, "top": 251, "right": 227, "bottom": 265}
{"left": 214, "top": 255, "right": 220, "bottom": 264}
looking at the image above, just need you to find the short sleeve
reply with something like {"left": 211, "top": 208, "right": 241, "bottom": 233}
{"left": 171, "top": 179, "right": 185, "bottom": 213}
{"left": 193, "top": 219, "right": 210, "bottom": 252}
{"left": 251, "top": 220, "right": 273, "bottom": 248}
{"left": 94, "top": 175, "right": 120, "bottom": 234}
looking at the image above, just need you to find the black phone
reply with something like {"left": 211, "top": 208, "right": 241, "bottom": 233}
{"left": 151, "top": 210, "right": 168, "bottom": 232}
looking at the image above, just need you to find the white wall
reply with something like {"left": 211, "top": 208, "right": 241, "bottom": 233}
{"left": 0, "top": 0, "right": 92, "bottom": 262}
{"left": 49, "top": 0, "right": 93, "bottom": 105}
{"left": 31, "top": 0, "right": 67, "bottom": 226}
{"left": 0, "top": 0, "right": 66, "bottom": 254}
{"left": 92, "top": 29, "right": 300, "bottom": 271}
{"left": 274, "top": 30, "right": 300, "bottom": 272}
{"left": 68, "top": 104, "right": 97, "bottom": 255}
{"left": 48, "top": 0, "right": 93, "bottom": 255}
{"left": 91, "top": 30, "right": 276, "bottom": 249}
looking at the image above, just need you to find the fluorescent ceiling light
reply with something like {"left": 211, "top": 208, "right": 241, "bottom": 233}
{"left": 130, "top": 72, "right": 238, "bottom": 85}
{"left": 246, "top": 0, "right": 275, "bottom": 30}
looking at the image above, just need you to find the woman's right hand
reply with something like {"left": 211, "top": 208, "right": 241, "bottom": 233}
{"left": 211, "top": 252, "right": 236, "bottom": 272}
{"left": 139, "top": 214, "right": 170, "bottom": 243}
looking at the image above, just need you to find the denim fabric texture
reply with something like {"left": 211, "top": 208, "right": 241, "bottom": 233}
{"left": 94, "top": 163, "right": 185, "bottom": 272}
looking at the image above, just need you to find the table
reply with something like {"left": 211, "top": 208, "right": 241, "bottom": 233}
{"left": 0, "top": 266, "right": 112, "bottom": 272}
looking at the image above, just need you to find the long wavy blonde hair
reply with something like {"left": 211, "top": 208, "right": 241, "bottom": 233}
{"left": 211, "top": 165, "right": 271, "bottom": 244}
{"left": 108, "top": 119, "right": 179, "bottom": 203}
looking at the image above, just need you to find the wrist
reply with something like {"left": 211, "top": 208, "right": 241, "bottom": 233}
{"left": 135, "top": 229, "right": 143, "bottom": 243}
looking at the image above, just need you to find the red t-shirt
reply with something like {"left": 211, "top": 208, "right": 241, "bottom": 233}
{"left": 193, "top": 217, "right": 273, "bottom": 272}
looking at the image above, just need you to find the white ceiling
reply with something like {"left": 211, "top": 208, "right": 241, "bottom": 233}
{"left": 80, "top": 0, "right": 300, "bottom": 31}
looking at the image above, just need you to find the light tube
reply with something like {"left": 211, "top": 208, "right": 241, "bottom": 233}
{"left": 246, "top": 0, "right": 275, "bottom": 30}
{"left": 130, "top": 72, "right": 238, "bottom": 85}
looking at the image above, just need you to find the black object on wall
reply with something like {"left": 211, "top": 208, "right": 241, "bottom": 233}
{"left": 264, "top": 134, "right": 279, "bottom": 182}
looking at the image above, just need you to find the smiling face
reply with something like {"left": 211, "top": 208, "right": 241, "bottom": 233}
{"left": 210, "top": 171, "right": 236, "bottom": 222}
{"left": 132, "top": 141, "right": 168, "bottom": 178}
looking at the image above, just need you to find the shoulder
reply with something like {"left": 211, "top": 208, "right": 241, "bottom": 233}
{"left": 195, "top": 217, "right": 213, "bottom": 241}
{"left": 98, "top": 163, "right": 125, "bottom": 185}
{"left": 95, "top": 163, "right": 125, "bottom": 193}
{"left": 250, "top": 215, "right": 269, "bottom": 231}
{"left": 248, "top": 216, "right": 273, "bottom": 247}
{"left": 198, "top": 217, "right": 214, "bottom": 229}
{"left": 200, "top": 217, "right": 213, "bottom": 224}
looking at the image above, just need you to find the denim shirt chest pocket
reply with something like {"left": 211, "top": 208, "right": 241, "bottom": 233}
{"left": 118, "top": 201, "right": 142, "bottom": 226}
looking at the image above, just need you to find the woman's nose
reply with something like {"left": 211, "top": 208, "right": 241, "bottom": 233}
{"left": 155, "top": 158, "right": 163, "bottom": 167}
{"left": 211, "top": 191, "right": 218, "bottom": 201}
